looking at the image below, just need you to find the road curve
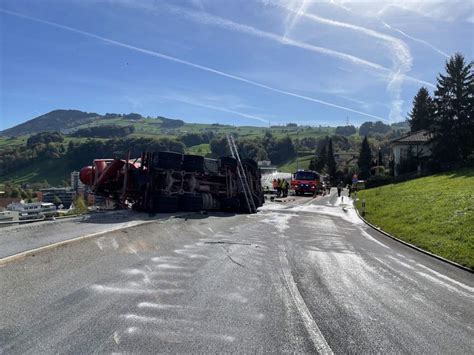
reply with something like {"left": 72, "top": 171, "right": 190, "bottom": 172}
{"left": 0, "top": 190, "right": 472, "bottom": 353}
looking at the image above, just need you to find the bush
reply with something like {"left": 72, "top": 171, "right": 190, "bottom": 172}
{"left": 73, "top": 196, "right": 88, "bottom": 214}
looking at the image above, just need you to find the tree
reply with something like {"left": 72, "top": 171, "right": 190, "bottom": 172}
{"left": 326, "top": 138, "right": 337, "bottom": 178}
{"left": 53, "top": 195, "right": 62, "bottom": 207}
{"left": 335, "top": 125, "right": 356, "bottom": 136}
{"left": 267, "top": 136, "right": 295, "bottom": 165}
{"left": 359, "top": 122, "right": 373, "bottom": 136}
{"left": 408, "top": 87, "right": 435, "bottom": 132}
{"left": 357, "top": 136, "right": 372, "bottom": 179}
{"left": 313, "top": 137, "right": 327, "bottom": 172}
{"left": 73, "top": 196, "right": 88, "bottom": 214}
{"left": 432, "top": 53, "right": 474, "bottom": 165}
{"left": 209, "top": 136, "right": 230, "bottom": 157}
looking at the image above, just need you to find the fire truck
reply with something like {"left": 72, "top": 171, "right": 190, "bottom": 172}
{"left": 290, "top": 170, "right": 321, "bottom": 195}
{"left": 79, "top": 151, "right": 264, "bottom": 213}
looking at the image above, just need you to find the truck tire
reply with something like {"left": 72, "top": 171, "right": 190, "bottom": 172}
{"left": 179, "top": 194, "right": 203, "bottom": 212}
{"left": 254, "top": 193, "right": 264, "bottom": 208}
{"left": 219, "top": 156, "right": 238, "bottom": 170}
{"left": 242, "top": 159, "right": 258, "bottom": 173}
{"left": 153, "top": 151, "right": 183, "bottom": 170}
{"left": 220, "top": 197, "right": 240, "bottom": 212}
{"left": 152, "top": 195, "right": 179, "bottom": 213}
{"left": 183, "top": 155, "right": 205, "bottom": 173}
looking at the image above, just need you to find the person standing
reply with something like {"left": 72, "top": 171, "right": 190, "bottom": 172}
{"left": 337, "top": 181, "right": 343, "bottom": 197}
{"left": 276, "top": 178, "right": 281, "bottom": 197}
{"left": 283, "top": 179, "right": 289, "bottom": 197}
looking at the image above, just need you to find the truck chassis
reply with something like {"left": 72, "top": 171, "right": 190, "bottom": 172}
{"left": 80, "top": 151, "right": 264, "bottom": 213}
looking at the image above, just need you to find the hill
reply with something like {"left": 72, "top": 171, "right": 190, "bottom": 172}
{"left": 0, "top": 110, "right": 101, "bottom": 136}
{"left": 355, "top": 168, "right": 474, "bottom": 269}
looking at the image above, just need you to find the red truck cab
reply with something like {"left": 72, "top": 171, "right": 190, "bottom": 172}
{"left": 291, "top": 170, "right": 320, "bottom": 195}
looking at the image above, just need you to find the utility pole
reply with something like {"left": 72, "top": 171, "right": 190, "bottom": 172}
{"left": 296, "top": 129, "right": 299, "bottom": 171}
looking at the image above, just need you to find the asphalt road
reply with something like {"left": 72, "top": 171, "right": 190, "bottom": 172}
{"left": 0, "top": 210, "right": 161, "bottom": 259}
{"left": 1, "top": 190, "right": 473, "bottom": 353}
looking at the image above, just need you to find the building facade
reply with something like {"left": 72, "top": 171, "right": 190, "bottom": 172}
{"left": 390, "top": 130, "right": 433, "bottom": 176}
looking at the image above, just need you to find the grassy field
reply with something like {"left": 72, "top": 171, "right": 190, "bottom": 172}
{"left": 278, "top": 153, "right": 314, "bottom": 173}
{"left": 186, "top": 143, "right": 211, "bottom": 155}
{"left": 355, "top": 168, "right": 474, "bottom": 269}
{"left": 0, "top": 156, "right": 72, "bottom": 186}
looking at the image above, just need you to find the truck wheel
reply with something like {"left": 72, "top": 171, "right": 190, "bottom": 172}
{"left": 183, "top": 155, "right": 205, "bottom": 173}
{"left": 242, "top": 159, "right": 258, "bottom": 173}
{"left": 154, "top": 151, "right": 183, "bottom": 170}
{"left": 152, "top": 195, "right": 179, "bottom": 213}
{"left": 179, "top": 194, "right": 203, "bottom": 212}
{"left": 219, "top": 156, "right": 238, "bottom": 170}
{"left": 220, "top": 197, "right": 240, "bottom": 212}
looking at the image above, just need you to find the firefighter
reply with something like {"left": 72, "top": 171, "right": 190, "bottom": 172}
{"left": 276, "top": 178, "right": 282, "bottom": 197}
{"left": 272, "top": 179, "right": 278, "bottom": 194}
{"left": 337, "top": 181, "right": 343, "bottom": 197}
{"left": 282, "top": 179, "right": 289, "bottom": 197}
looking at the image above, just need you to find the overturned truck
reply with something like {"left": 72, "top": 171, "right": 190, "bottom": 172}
{"left": 79, "top": 151, "right": 264, "bottom": 213}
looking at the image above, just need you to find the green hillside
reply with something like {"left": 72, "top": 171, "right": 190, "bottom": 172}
{"left": 277, "top": 153, "right": 314, "bottom": 173}
{"left": 355, "top": 168, "right": 474, "bottom": 269}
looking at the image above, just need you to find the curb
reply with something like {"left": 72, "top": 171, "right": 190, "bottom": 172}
{"left": 0, "top": 213, "right": 191, "bottom": 267}
{"left": 353, "top": 202, "right": 473, "bottom": 274}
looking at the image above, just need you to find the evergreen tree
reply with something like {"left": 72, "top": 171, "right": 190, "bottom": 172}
{"left": 432, "top": 53, "right": 474, "bottom": 165}
{"left": 313, "top": 137, "right": 328, "bottom": 171}
{"left": 378, "top": 148, "right": 383, "bottom": 166}
{"left": 326, "top": 137, "right": 337, "bottom": 178}
{"left": 357, "top": 136, "right": 372, "bottom": 179}
{"left": 408, "top": 87, "right": 435, "bottom": 132}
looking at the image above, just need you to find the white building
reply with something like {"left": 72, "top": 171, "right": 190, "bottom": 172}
{"left": 390, "top": 130, "right": 433, "bottom": 176}
{"left": 71, "top": 171, "right": 85, "bottom": 192}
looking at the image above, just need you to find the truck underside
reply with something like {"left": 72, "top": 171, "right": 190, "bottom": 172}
{"left": 79, "top": 151, "right": 264, "bottom": 213}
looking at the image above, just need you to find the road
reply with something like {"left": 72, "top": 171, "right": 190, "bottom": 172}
{"left": 1, "top": 190, "right": 473, "bottom": 353}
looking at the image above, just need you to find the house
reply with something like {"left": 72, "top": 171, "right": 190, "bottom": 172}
{"left": 334, "top": 151, "right": 358, "bottom": 171}
{"left": 390, "top": 129, "right": 433, "bottom": 176}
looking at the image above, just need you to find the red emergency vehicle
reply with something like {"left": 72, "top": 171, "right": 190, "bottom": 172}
{"left": 291, "top": 170, "right": 320, "bottom": 195}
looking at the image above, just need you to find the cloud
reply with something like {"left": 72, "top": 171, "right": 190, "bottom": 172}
{"left": 0, "top": 8, "right": 389, "bottom": 121}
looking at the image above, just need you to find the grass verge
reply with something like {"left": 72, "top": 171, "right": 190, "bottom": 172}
{"left": 355, "top": 168, "right": 474, "bottom": 269}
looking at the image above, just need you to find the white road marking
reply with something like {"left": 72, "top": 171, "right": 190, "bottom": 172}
{"left": 279, "top": 246, "right": 333, "bottom": 354}
{"left": 113, "top": 331, "right": 121, "bottom": 345}
{"left": 360, "top": 229, "right": 390, "bottom": 249}
{"left": 416, "top": 264, "right": 474, "bottom": 293}
{"left": 137, "top": 302, "right": 185, "bottom": 310}
{"left": 416, "top": 272, "right": 472, "bottom": 298}
{"left": 386, "top": 255, "right": 415, "bottom": 270}
{"left": 91, "top": 285, "right": 184, "bottom": 295}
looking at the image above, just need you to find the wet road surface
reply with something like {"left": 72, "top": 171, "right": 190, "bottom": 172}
{"left": 1, "top": 190, "right": 473, "bottom": 353}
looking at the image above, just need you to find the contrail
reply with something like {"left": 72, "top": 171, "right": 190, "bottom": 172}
{"left": 0, "top": 8, "right": 389, "bottom": 121}
{"left": 163, "top": 3, "right": 385, "bottom": 71}
{"left": 380, "top": 20, "right": 449, "bottom": 59}
{"left": 283, "top": 0, "right": 309, "bottom": 39}
{"left": 279, "top": 3, "right": 412, "bottom": 71}
{"left": 275, "top": 0, "right": 413, "bottom": 122}
{"left": 164, "top": 94, "right": 271, "bottom": 124}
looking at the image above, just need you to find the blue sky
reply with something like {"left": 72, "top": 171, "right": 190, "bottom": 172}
{"left": 1, "top": 0, "right": 473, "bottom": 130}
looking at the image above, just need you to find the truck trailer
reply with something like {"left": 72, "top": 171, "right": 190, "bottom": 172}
{"left": 79, "top": 151, "right": 264, "bottom": 214}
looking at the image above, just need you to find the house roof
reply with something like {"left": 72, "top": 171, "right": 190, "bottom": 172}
{"left": 391, "top": 129, "right": 433, "bottom": 145}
